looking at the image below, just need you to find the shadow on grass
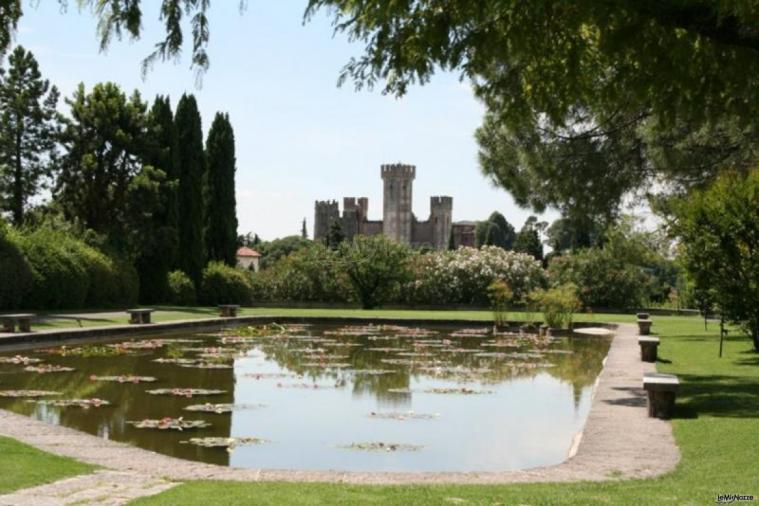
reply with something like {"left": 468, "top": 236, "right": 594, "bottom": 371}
{"left": 674, "top": 374, "right": 759, "bottom": 419}
{"left": 734, "top": 349, "right": 759, "bottom": 366}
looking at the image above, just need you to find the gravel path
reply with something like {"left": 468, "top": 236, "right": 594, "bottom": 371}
{"left": 0, "top": 322, "right": 680, "bottom": 503}
{"left": 0, "top": 470, "right": 176, "bottom": 505}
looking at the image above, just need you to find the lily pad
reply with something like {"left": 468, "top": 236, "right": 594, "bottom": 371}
{"left": 183, "top": 403, "right": 265, "bottom": 414}
{"left": 0, "top": 390, "right": 61, "bottom": 397}
{"left": 338, "top": 441, "right": 423, "bottom": 452}
{"left": 180, "top": 436, "right": 269, "bottom": 450}
{"left": 90, "top": 375, "right": 157, "bottom": 383}
{"left": 146, "top": 388, "right": 227, "bottom": 398}
{"left": 368, "top": 411, "right": 439, "bottom": 420}
{"left": 424, "top": 387, "right": 493, "bottom": 395}
{"left": 127, "top": 417, "right": 211, "bottom": 430}
{"left": 27, "top": 398, "right": 110, "bottom": 408}
{"left": 179, "top": 362, "right": 233, "bottom": 369}
{"left": 0, "top": 355, "right": 43, "bottom": 365}
{"left": 24, "top": 364, "right": 75, "bottom": 374}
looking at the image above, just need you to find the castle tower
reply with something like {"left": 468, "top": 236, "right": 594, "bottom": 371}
{"left": 314, "top": 200, "right": 339, "bottom": 241}
{"left": 430, "top": 196, "right": 453, "bottom": 250}
{"left": 381, "top": 163, "right": 415, "bottom": 244}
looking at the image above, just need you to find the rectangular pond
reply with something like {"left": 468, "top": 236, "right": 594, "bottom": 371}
{"left": 0, "top": 322, "right": 611, "bottom": 472}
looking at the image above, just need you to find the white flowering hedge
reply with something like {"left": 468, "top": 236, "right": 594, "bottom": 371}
{"left": 404, "top": 246, "right": 546, "bottom": 305}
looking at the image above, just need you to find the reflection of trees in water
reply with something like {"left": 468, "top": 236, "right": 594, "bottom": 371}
{"left": 252, "top": 325, "right": 612, "bottom": 407}
{"left": 0, "top": 348, "right": 234, "bottom": 466}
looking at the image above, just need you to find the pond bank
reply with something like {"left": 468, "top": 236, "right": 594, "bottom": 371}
{"left": 0, "top": 313, "right": 616, "bottom": 349}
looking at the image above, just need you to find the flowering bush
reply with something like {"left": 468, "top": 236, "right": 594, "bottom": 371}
{"left": 405, "top": 246, "right": 546, "bottom": 305}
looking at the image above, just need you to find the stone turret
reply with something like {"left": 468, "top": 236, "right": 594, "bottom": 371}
{"left": 430, "top": 196, "right": 453, "bottom": 250}
{"left": 381, "top": 164, "right": 416, "bottom": 244}
{"left": 314, "top": 200, "right": 339, "bottom": 241}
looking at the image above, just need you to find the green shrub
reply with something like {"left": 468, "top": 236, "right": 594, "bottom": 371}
{"left": 0, "top": 222, "right": 33, "bottom": 309}
{"left": 548, "top": 249, "right": 647, "bottom": 309}
{"left": 529, "top": 283, "right": 581, "bottom": 329}
{"left": 167, "top": 270, "right": 196, "bottom": 306}
{"left": 487, "top": 280, "right": 513, "bottom": 327}
{"left": 200, "top": 262, "right": 252, "bottom": 305}
{"left": 11, "top": 228, "right": 138, "bottom": 309}
{"left": 250, "top": 243, "right": 348, "bottom": 303}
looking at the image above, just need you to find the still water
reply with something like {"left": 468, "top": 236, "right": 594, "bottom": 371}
{"left": 0, "top": 323, "right": 611, "bottom": 472}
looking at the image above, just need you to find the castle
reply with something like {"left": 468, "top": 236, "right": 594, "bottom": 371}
{"left": 314, "top": 163, "right": 475, "bottom": 250}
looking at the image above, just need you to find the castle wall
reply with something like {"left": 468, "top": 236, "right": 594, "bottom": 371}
{"left": 360, "top": 220, "right": 383, "bottom": 236}
{"left": 411, "top": 220, "right": 434, "bottom": 248}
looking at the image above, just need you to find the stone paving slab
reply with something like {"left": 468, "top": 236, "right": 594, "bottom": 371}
{"left": 0, "top": 323, "right": 679, "bottom": 486}
{"left": 0, "top": 470, "right": 176, "bottom": 506}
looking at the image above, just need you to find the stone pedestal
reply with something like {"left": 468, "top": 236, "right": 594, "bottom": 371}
{"left": 643, "top": 373, "right": 679, "bottom": 419}
{"left": 638, "top": 336, "right": 660, "bottom": 362}
{"left": 638, "top": 319, "right": 652, "bottom": 335}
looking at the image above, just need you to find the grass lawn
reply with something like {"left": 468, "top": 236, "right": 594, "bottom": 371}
{"left": 128, "top": 315, "right": 759, "bottom": 505}
{"left": 29, "top": 305, "right": 644, "bottom": 331}
{"left": 0, "top": 436, "right": 94, "bottom": 494}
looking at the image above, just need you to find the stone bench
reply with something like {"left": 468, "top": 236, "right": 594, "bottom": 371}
{"left": 218, "top": 304, "right": 240, "bottom": 318}
{"left": 639, "top": 336, "right": 660, "bottom": 362}
{"left": 0, "top": 314, "right": 34, "bottom": 333}
{"left": 638, "top": 319, "right": 653, "bottom": 335}
{"left": 643, "top": 373, "right": 679, "bottom": 419}
{"left": 126, "top": 308, "right": 154, "bottom": 325}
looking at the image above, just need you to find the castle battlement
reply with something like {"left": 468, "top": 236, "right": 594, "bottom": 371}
{"left": 430, "top": 196, "right": 453, "bottom": 210}
{"left": 314, "top": 199, "right": 338, "bottom": 208}
{"left": 381, "top": 163, "right": 416, "bottom": 179}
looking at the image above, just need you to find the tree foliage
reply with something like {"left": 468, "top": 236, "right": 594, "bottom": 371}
{"left": 513, "top": 216, "right": 544, "bottom": 261}
{"left": 204, "top": 112, "right": 237, "bottom": 266}
{"left": 174, "top": 93, "right": 205, "bottom": 287}
{"left": 55, "top": 82, "right": 148, "bottom": 242}
{"left": 671, "top": 169, "right": 759, "bottom": 351}
{"left": 339, "top": 235, "right": 412, "bottom": 309}
{"left": 475, "top": 211, "right": 515, "bottom": 250}
{"left": 0, "top": 46, "right": 59, "bottom": 225}
{"left": 145, "top": 95, "right": 180, "bottom": 270}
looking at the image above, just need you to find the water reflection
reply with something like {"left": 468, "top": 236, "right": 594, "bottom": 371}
{"left": 0, "top": 323, "right": 611, "bottom": 472}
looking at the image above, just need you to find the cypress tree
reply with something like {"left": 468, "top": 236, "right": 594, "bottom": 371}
{"left": 174, "top": 94, "right": 205, "bottom": 287}
{"left": 133, "top": 95, "right": 180, "bottom": 303}
{"left": 204, "top": 112, "right": 238, "bottom": 266}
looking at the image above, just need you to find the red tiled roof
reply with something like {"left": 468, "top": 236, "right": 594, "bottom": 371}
{"left": 236, "top": 247, "right": 261, "bottom": 258}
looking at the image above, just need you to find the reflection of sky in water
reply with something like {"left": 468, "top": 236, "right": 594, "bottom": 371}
{"left": 0, "top": 325, "right": 609, "bottom": 472}
{"left": 229, "top": 367, "right": 593, "bottom": 472}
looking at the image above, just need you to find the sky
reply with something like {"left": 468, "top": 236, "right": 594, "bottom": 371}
{"left": 15, "top": 1, "right": 560, "bottom": 240}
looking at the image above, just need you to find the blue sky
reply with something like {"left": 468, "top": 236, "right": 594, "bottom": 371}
{"left": 16, "top": 1, "right": 559, "bottom": 240}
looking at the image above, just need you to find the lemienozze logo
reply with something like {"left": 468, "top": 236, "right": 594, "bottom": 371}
{"left": 716, "top": 494, "right": 755, "bottom": 504}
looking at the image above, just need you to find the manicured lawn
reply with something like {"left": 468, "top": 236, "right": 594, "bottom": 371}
{"left": 131, "top": 315, "right": 759, "bottom": 505}
{"left": 30, "top": 305, "right": 643, "bottom": 331}
{"left": 0, "top": 436, "right": 94, "bottom": 494}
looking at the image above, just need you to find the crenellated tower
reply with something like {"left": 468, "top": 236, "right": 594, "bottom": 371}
{"left": 430, "top": 196, "right": 453, "bottom": 250}
{"left": 313, "top": 200, "right": 339, "bottom": 241}
{"left": 381, "top": 163, "right": 416, "bottom": 244}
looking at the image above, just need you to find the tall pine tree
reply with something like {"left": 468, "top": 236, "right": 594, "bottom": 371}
{"left": 56, "top": 82, "right": 148, "bottom": 242}
{"left": 0, "top": 46, "right": 60, "bottom": 226}
{"left": 204, "top": 112, "right": 237, "bottom": 266}
{"left": 174, "top": 94, "right": 205, "bottom": 287}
